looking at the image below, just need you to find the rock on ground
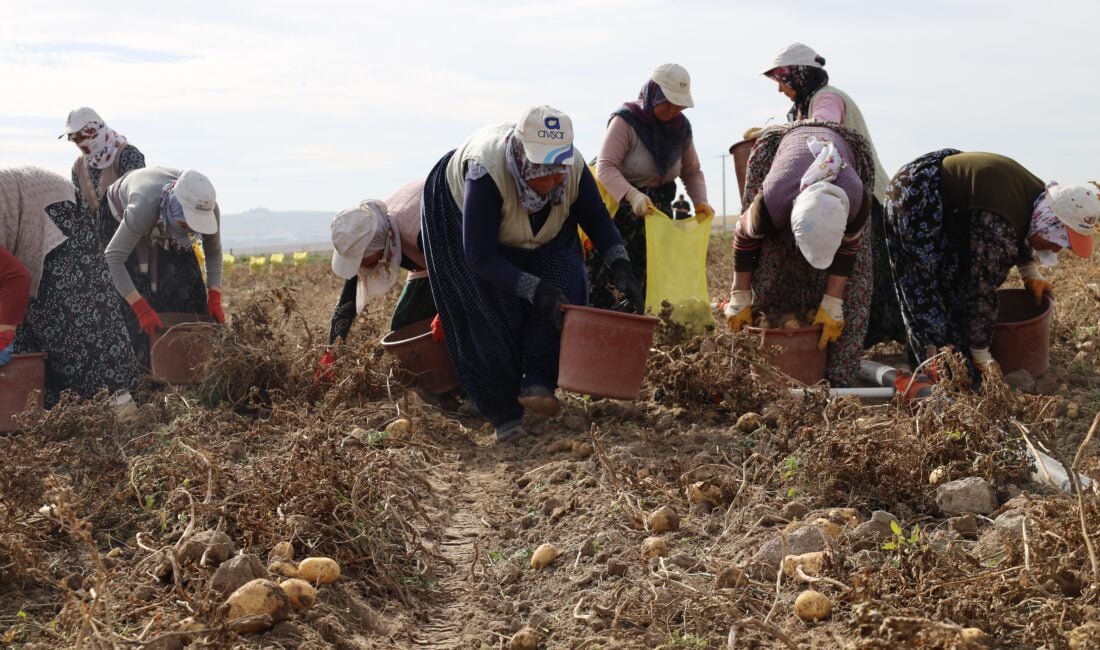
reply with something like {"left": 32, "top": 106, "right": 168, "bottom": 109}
{"left": 936, "top": 477, "right": 996, "bottom": 515}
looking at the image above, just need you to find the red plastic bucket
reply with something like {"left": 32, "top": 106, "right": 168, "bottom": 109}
{"left": 380, "top": 318, "right": 459, "bottom": 394}
{"left": 991, "top": 288, "right": 1053, "bottom": 377}
{"left": 558, "top": 305, "right": 659, "bottom": 400}
{"left": 149, "top": 313, "right": 217, "bottom": 385}
{"left": 0, "top": 353, "right": 46, "bottom": 432}
{"left": 744, "top": 325, "right": 827, "bottom": 385}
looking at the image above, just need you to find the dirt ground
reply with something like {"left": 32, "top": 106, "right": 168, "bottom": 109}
{"left": 2, "top": 236, "right": 1099, "bottom": 649}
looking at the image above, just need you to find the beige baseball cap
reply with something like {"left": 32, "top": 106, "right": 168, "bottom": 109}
{"left": 651, "top": 63, "right": 693, "bottom": 108}
{"left": 172, "top": 170, "right": 218, "bottom": 235}
{"left": 762, "top": 43, "right": 825, "bottom": 75}
{"left": 515, "top": 106, "right": 575, "bottom": 165}
{"left": 59, "top": 106, "right": 103, "bottom": 138}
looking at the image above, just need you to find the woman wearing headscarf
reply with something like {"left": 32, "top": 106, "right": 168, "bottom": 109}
{"left": 884, "top": 150, "right": 1097, "bottom": 379}
{"left": 760, "top": 44, "right": 903, "bottom": 346}
{"left": 321, "top": 179, "right": 435, "bottom": 364}
{"left": 0, "top": 167, "right": 138, "bottom": 407}
{"left": 60, "top": 107, "right": 146, "bottom": 249}
{"left": 724, "top": 121, "right": 875, "bottom": 386}
{"left": 421, "top": 106, "right": 644, "bottom": 442}
{"left": 589, "top": 64, "right": 711, "bottom": 309}
{"left": 103, "top": 167, "right": 224, "bottom": 368}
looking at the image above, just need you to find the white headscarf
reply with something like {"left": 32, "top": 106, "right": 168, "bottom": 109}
{"left": 72, "top": 120, "right": 128, "bottom": 170}
{"left": 792, "top": 136, "right": 849, "bottom": 269}
{"left": 1029, "top": 187, "right": 1069, "bottom": 267}
{"left": 354, "top": 199, "right": 402, "bottom": 314}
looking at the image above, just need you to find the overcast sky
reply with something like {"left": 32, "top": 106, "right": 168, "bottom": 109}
{"left": 2, "top": 0, "right": 1096, "bottom": 216}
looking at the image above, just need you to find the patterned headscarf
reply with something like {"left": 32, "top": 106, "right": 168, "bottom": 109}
{"left": 767, "top": 65, "right": 830, "bottom": 122}
{"left": 1029, "top": 185, "right": 1071, "bottom": 266}
{"left": 504, "top": 131, "right": 568, "bottom": 214}
{"left": 158, "top": 182, "right": 200, "bottom": 251}
{"left": 612, "top": 80, "right": 693, "bottom": 176}
{"left": 71, "top": 120, "right": 128, "bottom": 170}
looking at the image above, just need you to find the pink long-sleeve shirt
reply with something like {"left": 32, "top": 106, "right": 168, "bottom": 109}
{"left": 810, "top": 91, "right": 846, "bottom": 123}
{"left": 596, "top": 116, "right": 708, "bottom": 206}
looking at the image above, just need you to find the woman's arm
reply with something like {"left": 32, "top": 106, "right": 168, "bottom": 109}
{"left": 327, "top": 277, "right": 358, "bottom": 345}
{"left": 462, "top": 174, "right": 530, "bottom": 297}
{"left": 679, "top": 139, "right": 708, "bottom": 205}
{"left": 0, "top": 245, "right": 31, "bottom": 328}
{"left": 104, "top": 208, "right": 150, "bottom": 301}
{"left": 594, "top": 117, "right": 639, "bottom": 203}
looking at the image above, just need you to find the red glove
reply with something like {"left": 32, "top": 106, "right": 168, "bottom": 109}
{"left": 314, "top": 348, "right": 336, "bottom": 383}
{"left": 430, "top": 314, "right": 445, "bottom": 342}
{"left": 130, "top": 297, "right": 164, "bottom": 337}
{"left": 207, "top": 288, "right": 225, "bottom": 324}
{"left": 0, "top": 329, "right": 14, "bottom": 349}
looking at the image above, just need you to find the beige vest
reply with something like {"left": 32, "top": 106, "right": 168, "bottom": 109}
{"left": 72, "top": 155, "right": 122, "bottom": 218}
{"left": 445, "top": 123, "right": 584, "bottom": 250}
{"left": 811, "top": 85, "right": 889, "bottom": 202}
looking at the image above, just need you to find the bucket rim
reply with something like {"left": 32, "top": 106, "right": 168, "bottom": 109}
{"left": 562, "top": 304, "right": 660, "bottom": 325}
{"left": 380, "top": 318, "right": 435, "bottom": 348}
{"left": 745, "top": 323, "right": 824, "bottom": 338}
{"left": 994, "top": 288, "right": 1054, "bottom": 330}
{"left": 7, "top": 352, "right": 48, "bottom": 361}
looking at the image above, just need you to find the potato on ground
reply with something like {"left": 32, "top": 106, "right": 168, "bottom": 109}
{"left": 298, "top": 557, "right": 340, "bottom": 584}
{"left": 226, "top": 579, "right": 291, "bottom": 632}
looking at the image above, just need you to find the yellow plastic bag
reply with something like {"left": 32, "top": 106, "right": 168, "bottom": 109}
{"left": 578, "top": 165, "right": 621, "bottom": 254}
{"left": 223, "top": 253, "right": 236, "bottom": 266}
{"left": 193, "top": 243, "right": 207, "bottom": 283}
{"left": 249, "top": 256, "right": 267, "bottom": 273}
{"left": 269, "top": 252, "right": 285, "bottom": 265}
{"left": 292, "top": 251, "right": 309, "bottom": 266}
{"left": 644, "top": 209, "right": 715, "bottom": 336}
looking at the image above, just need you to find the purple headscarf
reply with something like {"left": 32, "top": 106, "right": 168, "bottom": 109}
{"left": 611, "top": 80, "right": 693, "bottom": 176}
{"left": 504, "top": 132, "right": 568, "bottom": 214}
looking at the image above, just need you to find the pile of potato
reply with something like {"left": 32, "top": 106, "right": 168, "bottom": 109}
{"left": 224, "top": 541, "right": 341, "bottom": 633}
{"left": 752, "top": 309, "right": 817, "bottom": 330}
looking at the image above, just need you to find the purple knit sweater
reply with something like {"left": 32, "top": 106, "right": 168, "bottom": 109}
{"left": 760, "top": 125, "right": 864, "bottom": 228}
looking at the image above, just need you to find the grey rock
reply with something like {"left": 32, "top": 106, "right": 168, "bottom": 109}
{"left": 748, "top": 526, "right": 828, "bottom": 578}
{"left": 992, "top": 509, "right": 1026, "bottom": 539}
{"left": 947, "top": 514, "right": 978, "bottom": 538}
{"left": 848, "top": 510, "right": 900, "bottom": 551}
{"left": 210, "top": 553, "right": 266, "bottom": 597}
{"left": 936, "top": 477, "right": 997, "bottom": 515}
{"left": 782, "top": 502, "right": 810, "bottom": 521}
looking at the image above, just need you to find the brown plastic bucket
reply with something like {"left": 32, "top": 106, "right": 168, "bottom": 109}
{"left": 0, "top": 353, "right": 46, "bottom": 432}
{"left": 380, "top": 318, "right": 460, "bottom": 394}
{"left": 744, "top": 325, "right": 827, "bottom": 385}
{"left": 558, "top": 305, "right": 660, "bottom": 400}
{"left": 149, "top": 313, "right": 217, "bottom": 385}
{"left": 991, "top": 288, "right": 1053, "bottom": 377}
{"left": 729, "top": 139, "right": 755, "bottom": 212}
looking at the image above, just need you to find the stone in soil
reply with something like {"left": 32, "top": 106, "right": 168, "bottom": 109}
{"left": 947, "top": 514, "right": 978, "bottom": 538}
{"left": 935, "top": 477, "right": 997, "bottom": 515}
{"left": 212, "top": 553, "right": 268, "bottom": 597}
{"left": 848, "top": 510, "right": 900, "bottom": 551}
{"left": 748, "top": 525, "right": 828, "bottom": 578}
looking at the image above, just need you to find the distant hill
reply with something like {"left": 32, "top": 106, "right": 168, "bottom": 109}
{"left": 219, "top": 207, "right": 332, "bottom": 251}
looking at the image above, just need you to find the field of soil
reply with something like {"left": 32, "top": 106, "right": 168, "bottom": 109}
{"left": 2, "top": 234, "right": 1099, "bottom": 649}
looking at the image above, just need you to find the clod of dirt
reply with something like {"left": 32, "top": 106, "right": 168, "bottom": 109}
{"left": 269, "top": 560, "right": 299, "bottom": 579}
{"left": 178, "top": 530, "right": 235, "bottom": 567}
{"left": 793, "top": 590, "right": 831, "bottom": 621}
{"left": 530, "top": 544, "right": 558, "bottom": 570}
{"left": 714, "top": 565, "right": 747, "bottom": 589}
{"left": 782, "top": 501, "right": 809, "bottom": 520}
{"left": 211, "top": 553, "right": 267, "bottom": 597}
{"left": 782, "top": 551, "right": 827, "bottom": 579}
{"left": 546, "top": 438, "right": 576, "bottom": 453}
{"left": 947, "top": 514, "right": 979, "bottom": 538}
{"left": 279, "top": 578, "right": 317, "bottom": 610}
{"left": 298, "top": 557, "right": 340, "bottom": 584}
{"left": 736, "top": 412, "right": 763, "bottom": 433}
{"left": 509, "top": 626, "right": 540, "bottom": 650}
{"left": 605, "top": 559, "right": 628, "bottom": 577}
{"left": 571, "top": 441, "right": 594, "bottom": 458}
{"left": 133, "top": 584, "right": 158, "bottom": 602}
{"left": 647, "top": 506, "right": 680, "bottom": 533}
{"left": 935, "top": 477, "right": 997, "bottom": 515}
{"left": 269, "top": 540, "right": 294, "bottom": 562}
{"left": 640, "top": 536, "right": 669, "bottom": 559}
{"left": 1003, "top": 369, "right": 1036, "bottom": 392}
{"left": 226, "top": 578, "right": 291, "bottom": 633}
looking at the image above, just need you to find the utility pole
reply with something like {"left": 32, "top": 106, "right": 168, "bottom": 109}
{"left": 715, "top": 153, "right": 730, "bottom": 231}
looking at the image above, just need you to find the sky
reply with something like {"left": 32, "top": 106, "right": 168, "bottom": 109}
{"left": 2, "top": 0, "right": 1097, "bottom": 218}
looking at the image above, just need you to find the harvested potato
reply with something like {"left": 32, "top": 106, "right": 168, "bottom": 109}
{"left": 715, "top": 565, "right": 747, "bottom": 589}
{"left": 812, "top": 518, "right": 842, "bottom": 539}
{"left": 793, "top": 590, "right": 831, "bottom": 621}
{"left": 268, "top": 560, "right": 299, "bottom": 579}
{"left": 279, "top": 578, "right": 317, "bottom": 610}
{"left": 928, "top": 467, "right": 947, "bottom": 485}
{"left": 546, "top": 438, "right": 577, "bottom": 453}
{"left": 647, "top": 506, "right": 679, "bottom": 533}
{"left": 640, "top": 536, "right": 669, "bottom": 559}
{"left": 509, "top": 626, "right": 540, "bottom": 650}
{"left": 530, "top": 543, "right": 558, "bottom": 570}
{"left": 298, "top": 557, "right": 340, "bottom": 585}
{"left": 782, "top": 551, "right": 826, "bottom": 579}
{"left": 960, "top": 627, "right": 989, "bottom": 644}
{"left": 736, "top": 412, "right": 763, "bottom": 433}
{"left": 687, "top": 482, "right": 723, "bottom": 505}
{"left": 571, "top": 441, "right": 594, "bottom": 458}
{"left": 779, "top": 312, "right": 802, "bottom": 329}
{"left": 269, "top": 541, "right": 294, "bottom": 563}
{"left": 384, "top": 418, "right": 411, "bottom": 437}
{"left": 225, "top": 579, "right": 291, "bottom": 632}
{"left": 826, "top": 508, "right": 861, "bottom": 527}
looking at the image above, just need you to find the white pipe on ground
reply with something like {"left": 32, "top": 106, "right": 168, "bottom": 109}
{"left": 788, "top": 387, "right": 896, "bottom": 398}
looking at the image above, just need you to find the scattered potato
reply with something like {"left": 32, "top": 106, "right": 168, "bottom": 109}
{"left": 384, "top": 418, "right": 411, "bottom": 437}
{"left": 960, "top": 627, "right": 989, "bottom": 644}
{"left": 688, "top": 482, "right": 723, "bottom": 505}
{"left": 279, "top": 578, "right": 317, "bottom": 610}
{"left": 571, "top": 441, "right": 594, "bottom": 458}
{"left": 780, "top": 312, "right": 802, "bottom": 329}
{"left": 530, "top": 544, "right": 558, "bottom": 570}
{"left": 268, "top": 560, "right": 299, "bottom": 579}
{"left": 546, "top": 438, "right": 577, "bottom": 453}
{"left": 736, "top": 412, "right": 763, "bottom": 433}
{"left": 826, "top": 508, "right": 861, "bottom": 527}
{"left": 812, "top": 518, "right": 842, "bottom": 539}
{"left": 647, "top": 506, "right": 679, "bottom": 533}
{"left": 714, "top": 565, "right": 747, "bottom": 589}
{"left": 640, "top": 536, "right": 668, "bottom": 559}
{"left": 269, "top": 541, "right": 294, "bottom": 562}
{"left": 793, "top": 590, "right": 831, "bottom": 621}
{"left": 928, "top": 467, "right": 947, "bottom": 485}
{"left": 298, "top": 557, "right": 340, "bottom": 585}
{"left": 225, "top": 579, "right": 291, "bottom": 632}
{"left": 782, "top": 551, "right": 826, "bottom": 579}
{"left": 509, "top": 626, "right": 540, "bottom": 650}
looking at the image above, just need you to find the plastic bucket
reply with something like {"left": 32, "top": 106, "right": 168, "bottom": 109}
{"left": 558, "top": 305, "right": 660, "bottom": 400}
{"left": 991, "top": 288, "right": 1053, "bottom": 377}
{"left": 149, "top": 313, "right": 217, "bottom": 385}
{"left": 729, "top": 139, "right": 755, "bottom": 212}
{"left": 379, "top": 318, "right": 460, "bottom": 394}
{"left": 744, "top": 325, "right": 827, "bottom": 385}
{"left": 0, "top": 353, "right": 46, "bottom": 432}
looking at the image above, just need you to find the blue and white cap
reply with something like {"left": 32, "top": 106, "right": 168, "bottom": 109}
{"left": 515, "top": 105, "right": 574, "bottom": 165}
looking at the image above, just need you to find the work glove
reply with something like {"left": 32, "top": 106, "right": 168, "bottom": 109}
{"left": 430, "top": 313, "right": 445, "bottom": 342}
{"left": 723, "top": 290, "right": 753, "bottom": 332}
{"left": 532, "top": 281, "right": 568, "bottom": 332}
{"left": 0, "top": 329, "right": 14, "bottom": 366}
{"left": 970, "top": 347, "right": 1002, "bottom": 379}
{"left": 694, "top": 202, "right": 715, "bottom": 222}
{"left": 812, "top": 295, "right": 845, "bottom": 350}
{"left": 1019, "top": 263, "right": 1053, "bottom": 306}
{"left": 130, "top": 297, "right": 164, "bottom": 337}
{"left": 207, "top": 288, "right": 225, "bottom": 324}
{"left": 626, "top": 188, "right": 656, "bottom": 217}
{"left": 609, "top": 259, "right": 645, "bottom": 314}
{"left": 314, "top": 348, "right": 336, "bottom": 383}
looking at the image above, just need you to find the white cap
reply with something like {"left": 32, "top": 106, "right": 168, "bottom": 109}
{"left": 59, "top": 107, "right": 103, "bottom": 138}
{"left": 172, "top": 170, "right": 218, "bottom": 235}
{"left": 330, "top": 202, "right": 388, "bottom": 279}
{"left": 651, "top": 63, "right": 694, "bottom": 108}
{"left": 791, "top": 182, "right": 849, "bottom": 269}
{"left": 761, "top": 43, "right": 825, "bottom": 75}
{"left": 515, "top": 106, "right": 574, "bottom": 165}
{"left": 1047, "top": 183, "right": 1098, "bottom": 257}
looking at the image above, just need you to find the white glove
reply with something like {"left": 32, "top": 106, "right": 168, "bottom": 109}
{"left": 818, "top": 294, "right": 844, "bottom": 321}
{"left": 970, "top": 347, "right": 994, "bottom": 365}
{"left": 1018, "top": 262, "right": 1042, "bottom": 281}
{"left": 626, "top": 189, "right": 655, "bottom": 217}
{"left": 724, "top": 290, "right": 753, "bottom": 317}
